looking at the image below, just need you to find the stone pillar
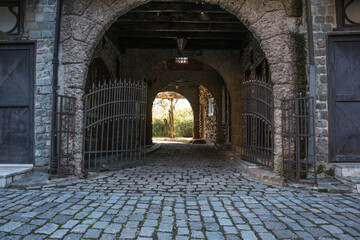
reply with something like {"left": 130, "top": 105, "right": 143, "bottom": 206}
{"left": 146, "top": 91, "right": 153, "bottom": 145}
{"left": 216, "top": 96, "right": 225, "bottom": 144}
{"left": 192, "top": 88, "right": 200, "bottom": 139}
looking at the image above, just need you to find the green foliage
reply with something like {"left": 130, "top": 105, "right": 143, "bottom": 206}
{"left": 291, "top": 32, "right": 307, "bottom": 97}
{"left": 152, "top": 98, "right": 194, "bottom": 138}
{"left": 291, "top": 0, "right": 303, "bottom": 17}
{"left": 174, "top": 119, "right": 193, "bottom": 137}
{"left": 152, "top": 118, "right": 169, "bottom": 137}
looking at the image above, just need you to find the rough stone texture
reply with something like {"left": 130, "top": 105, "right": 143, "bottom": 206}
{"left": 309, "top": 0, "right": 336, "bottom": 167}
{"left": 0, "top": 143, "right": 360, "bottom": 239}
{"left": 199, "top": 86, "right": 217, "bottom": 142}
{"left": 6, "top": 0, "right": 303, "bottom": 172}
{"left": 55, "top": 0, "right": 297, "bottom": 174}
{"left": 90, "top": 35, "right": 122, "bottom": 80}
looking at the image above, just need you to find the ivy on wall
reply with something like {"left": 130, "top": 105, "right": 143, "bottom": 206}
{"left": 290, "top": 32, "right": 307, "bottom": 96}
{"left": 291, "top": 0, "right": 303, "bottom": 17}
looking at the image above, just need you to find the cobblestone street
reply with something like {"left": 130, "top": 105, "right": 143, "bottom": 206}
{"left": 1, "top": 143, "right": 360, "bottom": 239}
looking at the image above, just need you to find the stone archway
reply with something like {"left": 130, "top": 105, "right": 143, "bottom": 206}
{"left": 152, "top": 91, "right": 196, "bottom": 139}
{"left": 143, "top": 58, "right": 226, "bottom": 144}
{"left": 59, "top": 0, "right": 296, "bottom": 174}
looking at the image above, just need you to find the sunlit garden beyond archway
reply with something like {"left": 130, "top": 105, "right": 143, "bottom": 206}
{"left": 152, "top": 92, "right": 193, "bottom": 141}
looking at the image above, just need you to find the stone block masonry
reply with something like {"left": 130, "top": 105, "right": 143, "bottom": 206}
{"left": 25, "top": 0, "right": 57, "bottom": 166}
{"left": 309, "top": 1, "right": 335, "bottom": 167}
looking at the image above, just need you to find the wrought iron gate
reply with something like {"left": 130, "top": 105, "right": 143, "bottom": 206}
{"left": 83, "top": 79, "right": 147, "bottom": 172}
{"left": 241, "top": 79, "right": 273, "bottom": 167}
{"left": 281, "top": 96, "right": 317, "bottom": 185}
{"left": 50, "top": 94, "right": 76, "bottom": 178}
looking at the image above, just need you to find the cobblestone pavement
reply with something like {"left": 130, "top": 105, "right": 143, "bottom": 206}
{"left": 1, "top": 143, "right": 360, "bottom": 239}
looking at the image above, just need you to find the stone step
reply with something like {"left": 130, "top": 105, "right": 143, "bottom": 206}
{"left": 334, "top": 163, "right": 360, "bottom": 193}
{"left": 334, "top": 163, "right": 360, "bottom": 178}
{"left": 0, "top": 164, "right": 33, "bottom": 188}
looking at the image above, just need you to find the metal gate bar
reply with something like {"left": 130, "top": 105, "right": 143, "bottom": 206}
{"left": 281, "top": 96, "right": 317, "bottom": 185}
{"left": 50, "top": 94, "right": 76, "bottom": 178}
{"left": 83, "top": 79, "right": 147, "bottom": 172}
{"left": 241, "top": 79, "right": 274, "bottom": 167}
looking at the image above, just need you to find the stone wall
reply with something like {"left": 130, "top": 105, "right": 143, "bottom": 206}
{"left": 199, "top": 86, "right": 217, "bottom": 142}
{"left": 91, "top": 35, "right": 122, "bottom": 79}
{"left": 58, "top": 0, "right": 297, "bottom": 174}
{"left": 309, "top": 0, "right": 336, "bottom": 166}
{"left": 25, "top": 0, "right": 57, "bottom": 166}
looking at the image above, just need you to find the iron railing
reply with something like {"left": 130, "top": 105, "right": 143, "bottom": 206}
{"left": 83, "top": 79, "right": 147, "bottom": 173}
{"left": 281, "top": 96, "right": 317, "bottom": 185}
{"left": 50, "top": 94, "right": 76, "bottom": 178}
{"left": 241, "top": 79, "right": 274, "bottom": 167}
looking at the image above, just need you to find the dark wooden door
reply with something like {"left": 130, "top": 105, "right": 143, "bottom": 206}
{"left": 328, "top": 34, "right": 360, "bottom": 162}
{"left": 0, "top": 43, "right": 35, "bottom": 164}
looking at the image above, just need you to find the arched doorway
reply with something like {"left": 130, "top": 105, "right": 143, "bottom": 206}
{"left": 58, "top": 0, "right": 295, "bottom": 175}
{"left": 152, "top": 91, "right": 194, "bottom": 141}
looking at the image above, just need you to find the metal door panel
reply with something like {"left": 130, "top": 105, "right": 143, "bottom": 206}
{"left": 328, "top": 34, "right": 360, "bottom": 162}
{"left": 0, "top": 108, "right": 31, "bottom": 164}
{"left": 0, "top": 43, "right": 35, "bottom": 164}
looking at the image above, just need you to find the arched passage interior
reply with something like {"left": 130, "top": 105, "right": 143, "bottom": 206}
{"left": 58, "top": 0, "right": 297, "bottom": 175}
{"left": 144, "top": 58, "right": 226, "bottom": 145}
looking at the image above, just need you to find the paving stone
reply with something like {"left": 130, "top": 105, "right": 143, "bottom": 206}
{"left": 63, "top": 233, "right": 82, "bottom": 240}
{"left": 273, "top": 229, "right": 298, "bottom": 239}
{"left": 0, "top": 144, "right": 359, "bottom": 240}
{"left": 224, "top": 226, "right": 238, "bottom": 234}
{"left": 0, "top": 221, "right": 23, "bottom": 232}
{"left": 321, "top": 225, "right": 344, "bottom": 234}
{"left": 157, "top": 232, "right": 173, "bottom": 240}
{"left": 158, "top": 223, "right": 173, "bottom": 232}
{"left": 206, "top": 231, "right": 225, "bottom": 240}
{"left": 125, "top": 221, "right": 139, "bottom": 228}
{"left": 241, "top": 230, "right": 257, "bottom": 240}
{"left": 143, "top": 220, "right": 158, "bottom": 227}
{"left": 175, "top": 236, "right": 189, "bottom": 240}
{"left": 50, "top": 229, "right": 69, "bottom": 239}
{"left": 84, "top": 228, "right": 102, "bottom": 238}
{"left": 191, "top": 230, "right": 204, "bottom": 238}
{"left": 139, "top": 227, "right": 154, "bottom": 237}
{"left": 259, "top": 232, "right": 276, "bottom": 240}
{"left": 22, "top": 234, "right": 46, "bottom": 240}
{"left": 120, "top": 228, "right": 137, "bottom": 238}
{"left": 218, "top": 218, "right": 233, "bottom": 226}
{"left": 104, "top": 223, "right": 122, "bottom": 234}
{"left": 100, "top": 233, "right": 117, "bottom": 240}
{"left": 35, "top": 223, "right": 58, "bottom": 235}
{"left": 225, "top": 235, "right": 240, "bottom": 240}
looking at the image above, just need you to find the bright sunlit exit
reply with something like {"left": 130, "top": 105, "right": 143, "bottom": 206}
{"left": 152, "top": 92, "right": 193, "bottom": 141}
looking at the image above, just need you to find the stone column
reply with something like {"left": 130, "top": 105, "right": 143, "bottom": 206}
{"left": 192, "top": 88, "right": 200, "bottom": 139}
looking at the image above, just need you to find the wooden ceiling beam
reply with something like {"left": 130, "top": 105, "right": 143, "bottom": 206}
{"left": 118, "top": 38, "right": 243, "bottom": 50}
{"left": 113, "top": 22, "right": 248, "bottom": 32}
{"left": 115, "top": 31, "right": 248, "bottom": 40}
{"left": 133, "top": 2, "right": 226, "bottom": 13}
{"left": 118, "top": 12, "right": 239, "bottom": 24}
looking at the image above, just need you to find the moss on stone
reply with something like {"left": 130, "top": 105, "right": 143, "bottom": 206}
{"left": 317, "top": 165, "right": 324, "bottom": 174}
{"left": 325, "top": 168, "right": 335, "bottom": 177}
{"left": 290, "top": 32, "right": 307, "bottom": 97}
